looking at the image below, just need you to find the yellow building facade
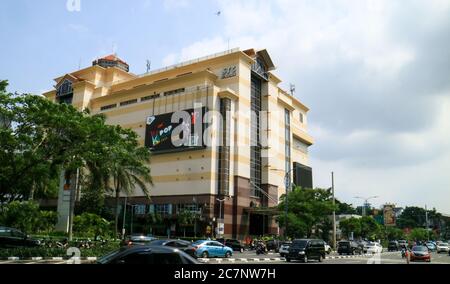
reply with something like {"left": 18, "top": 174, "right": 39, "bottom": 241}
{"left": 44, "top": 48, "right": 314, "bottom": 239}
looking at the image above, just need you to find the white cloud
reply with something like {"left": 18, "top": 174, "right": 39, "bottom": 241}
{"left": 162, "top": 0, "right": 450, "bottom": 212}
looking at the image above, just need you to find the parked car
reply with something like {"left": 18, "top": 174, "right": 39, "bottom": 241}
{"left": 337, "top": 240, "right": 363, "bottom": 255}
{"left": 365, "top": 242, "right": 383, "bottom": 254}
{"left": 0, "top": 226, "right": 41, "bottom": 248}
{"left": 279, "top": 241, "right": 291, "bottom": 257}
{"left": 388, "top": 241, "right": 400, "bottom": 251}
{"left": 97, "top": 245, "right": 199, "bottom": 264}
{"left": 149, "top": 239, "right": 197, "bottom": 258}
{"left": 410, "top": 245, "right": 431, "bottom": 262}
{"left": 398, "top": 240, "right": 408, "bottom": 249}
{"left": 436, "top": 242, "right": 449, "bottom": 254}
{"left": 286, "top": 239, "right": 326, "bottom": 263}
{"left": 324, "top": 243, "right": 332, "bottom": 254}
{"left": 120, "top": 235, "right": 157, "bottom": 247}
{"left": 192, "top": 240, "right": 233, "bottom": 258}
{"left": 425, "top": 242, "right": 436, "bottom": 252}
{"left": 217, "top": 239, "right": 245, "bottom": 253}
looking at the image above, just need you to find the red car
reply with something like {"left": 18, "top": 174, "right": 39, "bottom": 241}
{"left": 410, "top": 246, "right": 431, "bottom": 262}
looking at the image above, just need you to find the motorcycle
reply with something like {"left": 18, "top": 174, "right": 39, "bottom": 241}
{"left": 255, "top": 243, "right": 268, "bottom": 255}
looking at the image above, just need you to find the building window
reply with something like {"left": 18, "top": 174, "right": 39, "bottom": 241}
{"left": 154, "top": 204, "right": 171, "bottom": 216}
{"left": 100, "top": 104, "right": 117, "bottom": 111}
{"left": 285, "top": 109, "right": 291, "bottom": 185}
{"left": 250, "top": 76, "right": 262, "bottom": 198}
{"left": 120, "top": 98, "right": 138, "bottom": 107}
{"left": 299, "top": 113, "right": 304, "bottom": 124}
{"left": 163, "top": 88, "right": 185, "bottom": 96}
{"left": 141, "top": 94, "right": 160, "bottom": 102}
{"left": 134, "top": 205, "right": 146, "bottom": 215}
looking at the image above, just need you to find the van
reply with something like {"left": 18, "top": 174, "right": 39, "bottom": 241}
{"left": 286, "top": 239, "right": 326, "bottom": 263}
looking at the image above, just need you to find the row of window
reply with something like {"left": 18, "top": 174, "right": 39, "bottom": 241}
{"left": 129, "top": 203, "right": 200, "bottom": 216}
{"left": 99, "top": 87, "right": 186, "bottom": 112}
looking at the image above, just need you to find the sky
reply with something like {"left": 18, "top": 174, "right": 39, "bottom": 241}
{"left": 1, "top": 0, "right": 449, "bottom": 213}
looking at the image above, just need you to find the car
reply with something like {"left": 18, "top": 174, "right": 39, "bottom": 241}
{"left": 266, "top": 239, "right": 279, "bottom": 251}
{"left": 436, "top": 242, "right": 449, "bottom": 253}
{"left": 410, "top": 245, "right": 431, "bottom": 262}
{"left": 217, "top": 239, "right": 245, "bottom": 253}
{"left": 0, "top": 226, "right": 41, "bottom": 248}
{"left": 279, "top": 241, "right": 292, "bottom": 257}
{"left": 388, "top": 241, "right": 400, "bottom": 251}
{"left": 425, "top": 242, "right": 436, "bottom": 252}
{"left": 286, "top": 239, "right": 326, "bottom": 263}
{"left": 337, "top": 240, "right": 363, "bottom": 255}
{"left": 97, "top": 245, "right": 200, "bottom": 264}
{"left": 120, "top": 234, "right": 158, "bottom": 247}
{"left": 365, "top": 242, "right": 383, "bottom": 254}
{"left": 324, "top": 243, "right": 332, "bottom": 254}
{"left": 398, "top": 240, "right": 408, "bottom": 249}
{"left": 149, "top": 239, "right": 197, "bottom": 258}
{"left": 192, "top": 240, "right": 233, "bottom": 258}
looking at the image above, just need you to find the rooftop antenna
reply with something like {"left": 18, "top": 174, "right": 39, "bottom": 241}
{"left": 289, "top": 83, "right": 296, "bottom": 96}
{"left": 146, "top": 60, "right": 151, "bottom": 73}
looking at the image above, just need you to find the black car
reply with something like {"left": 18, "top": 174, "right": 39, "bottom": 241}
{"left": 149, "top": 239, "right": 197, "bottom": 258}
{"left": 337, "top": 240, "right": 363, "bottom": 255}
{"left": 266, "top": 239, "right": 280, "bottom": 252}
{"left": 224, "top": 239, "right": 245, "bottom": 253}
{"left": 97, "top": 245, "right": 200, "bottom": 264}
{"left": 388, "top": 241, "right": 400, "bottom": 251}
{"left": 286, "top": 239, "right": 326, "bottom": 263}
{"left": 120, "top": 235, "right": 158, "bottom": 246}
{"left": 0, "top": 227, "right": 40, "bottom": 248}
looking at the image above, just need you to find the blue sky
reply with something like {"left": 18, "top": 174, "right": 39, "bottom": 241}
{"left": 1, "top": 0, "right": 449, "bottom": 213}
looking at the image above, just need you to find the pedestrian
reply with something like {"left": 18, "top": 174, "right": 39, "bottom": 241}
{"left": 405, "top": 248, "right": 410, "bottom": 264}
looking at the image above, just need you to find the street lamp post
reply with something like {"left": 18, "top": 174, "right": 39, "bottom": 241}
{"left": 354, "top": 196, "right": 379, "bottom": 217}
{"left": 332, "top": 172, "right": 337, "bottom": 250}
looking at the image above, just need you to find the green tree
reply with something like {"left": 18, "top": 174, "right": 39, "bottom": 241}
{"left": 335, "top": 200, "right": 357, "bottom": 215}
{"left": 0, "top": 201, "right": 41, "bottom": 233}
{"left": 360, "top": 216, "right": 382, "bottom": 240}
{"left": 339, "top": 217, "right": 362, "bottom": 239}
{"left": 397, "top": 207, "right": 427, "bottom": 229}
{"left": 73, "top": 212, "right": 112, "bottom": 238}
{"left": 385, "top": 226, "right": 406, "bottom": 240}
{"left": 408, "top": 228, "right": 429, "bottom": 241}
{"left": 277, "top": 187, "right": 337, "bottom": 239}
{"left": 178, "top": 210, "right": 196, "bottom": 237}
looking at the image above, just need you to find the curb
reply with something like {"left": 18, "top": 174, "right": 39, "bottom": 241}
{"left": 1, "top": 257, "right": 97, "bottom": 261}
{"left": 198, "top": 257, "right": 286, "bottom": 263}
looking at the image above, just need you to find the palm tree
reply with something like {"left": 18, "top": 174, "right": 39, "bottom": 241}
{"left": 110, "top": 147, "right": 153, "bottom": 238}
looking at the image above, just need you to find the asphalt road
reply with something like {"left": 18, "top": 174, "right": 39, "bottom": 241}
{"left": 1, "top": 250, "right": 449, "bottom": 264}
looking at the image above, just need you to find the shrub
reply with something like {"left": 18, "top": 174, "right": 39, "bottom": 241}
{"left": 73, "top": 213, "right": 113, "bottom": 238}
{"left": 0, "top": 201, "right": 41, "bottom": 233}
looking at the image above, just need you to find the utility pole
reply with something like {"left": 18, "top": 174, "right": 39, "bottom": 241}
{"left": 332, "top": 172, "right": 336, "bottom": 250}
{"left": 425, "top": 204, "right": 429, "bottom": 241}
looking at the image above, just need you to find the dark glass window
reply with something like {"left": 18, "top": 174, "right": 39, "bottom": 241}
{"left": 285, "top": 109, "right": 291, "bottom": 185}
{"left": 250, "top": 76, "right": 262, "bottom": 197}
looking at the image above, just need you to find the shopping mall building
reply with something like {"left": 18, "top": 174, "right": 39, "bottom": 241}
{"left": 43, "top": 48, "right": 314, "bottom": 239}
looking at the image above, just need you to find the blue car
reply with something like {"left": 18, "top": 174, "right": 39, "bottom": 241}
{"left": 193, "top": 240, "right": 233, "bottom": 258}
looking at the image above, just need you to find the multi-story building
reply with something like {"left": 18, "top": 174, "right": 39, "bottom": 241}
{"left": 43, "top": 48, "right": 314, "bottom": 239}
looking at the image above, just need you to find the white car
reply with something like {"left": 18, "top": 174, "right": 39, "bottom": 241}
{"left": 279, "top": 242, "right": 291, "bottom": 257}
{"left": 324, "top": 243, "right": 332, "bottom": 254}
{"left": 365, "top": 242, "right": 383, "bottom": 254}
{"left": 436, "top": 242, "right": 449, "bottom": 253}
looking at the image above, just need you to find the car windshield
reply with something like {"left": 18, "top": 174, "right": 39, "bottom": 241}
{"left": 193, "top": 240, "right": 206, "bottom": 246}
{"left": 292, "top": 240, "right": 308, "bottom": 248}
{"left": 413, "top": 246, "right": 428, "bottom": 252}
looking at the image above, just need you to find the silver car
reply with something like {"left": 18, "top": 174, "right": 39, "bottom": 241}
{"left": 279, "top": 242, "right": 291, "bottom": 257}
{"left": 436, "top": 242, "right": 449, "bottom": 253}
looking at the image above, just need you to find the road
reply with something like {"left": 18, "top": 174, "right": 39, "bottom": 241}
{"left": 1, "top": 250, "right": 449, "bottom": 264}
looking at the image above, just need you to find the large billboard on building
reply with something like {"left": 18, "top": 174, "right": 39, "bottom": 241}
{"left": 383, "top": 204, "right": 396, "bottom": 227}
{"left": 145, "top": 107, "right": 207, "bottom": 153}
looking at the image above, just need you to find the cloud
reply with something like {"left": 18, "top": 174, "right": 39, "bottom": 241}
{"left": 161, "top": 0, "right": 450, "bottom": 213}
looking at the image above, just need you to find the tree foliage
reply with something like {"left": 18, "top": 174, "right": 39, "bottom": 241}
{"left": 276, "top": 187, "right": 337, "bottom": 239}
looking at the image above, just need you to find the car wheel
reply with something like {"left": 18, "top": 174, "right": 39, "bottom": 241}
{"left": 225, "top": 251, "right": 232, "bottom": 258}
{"left": 202, "top": 251, "right": 209, "bottom": 258}
{"left": 303, "top": 256, "right": 308, "bottom": 263}
{"left": 286, "top": 258, "right": 291, "bottom": 263}
{"left": 318, "top": 255, "right": 323, "bottom": 262}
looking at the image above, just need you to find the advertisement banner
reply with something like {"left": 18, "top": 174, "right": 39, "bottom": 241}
{"left": 145, "top": 107, "right": 207, "bottom": 153}
{"left": 383, "top": 204, "right": 396, "bottom": 226}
